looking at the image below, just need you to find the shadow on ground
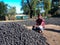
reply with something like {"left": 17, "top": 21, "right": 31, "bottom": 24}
{"left": 45, "top": 28, "right": 60, "bottom": 33}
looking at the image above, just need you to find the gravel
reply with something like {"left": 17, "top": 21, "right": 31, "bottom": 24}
{"left": 0, "top": 22, "right": 48, "bottom": 45}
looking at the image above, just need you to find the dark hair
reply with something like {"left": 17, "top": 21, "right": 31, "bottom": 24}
{"left": 38, "top": 14, "right": 41, "bottom": 17}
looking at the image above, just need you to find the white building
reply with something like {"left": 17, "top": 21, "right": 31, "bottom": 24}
{"left": 15, "top": 14, "right": 29, "bottom": 20}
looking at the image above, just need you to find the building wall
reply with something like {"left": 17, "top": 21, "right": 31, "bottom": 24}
{"left": 15, "top": 15, "right": 29, "bottom": 20}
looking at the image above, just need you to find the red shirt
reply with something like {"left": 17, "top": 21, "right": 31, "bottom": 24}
{"left": 36, "top": 18, "right": 42, "bottom": 25}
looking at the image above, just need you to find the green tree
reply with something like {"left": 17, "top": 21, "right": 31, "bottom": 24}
{"left": 44, "top": 0, "right": 52, "bottom": 15}
{"left": 7, "top": 6, "right": 16, "bottom": 20}
{"left": 8, "top": 6, "right": 16, "bottom": 15}
{"left": 21, "top": 0, "right": 40, "bottom": 18}
{"left": 0, "top": 1, "right": 7, "bottom": 20}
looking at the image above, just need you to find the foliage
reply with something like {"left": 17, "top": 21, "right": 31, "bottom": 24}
{"left": 44, "top": 0, "right": 52, "bottom": 15}
{"left": 48, "top": 6, "right": 59, "bottom": 15}
{"left": 21, "top": 0, "right": 40, "bottom": 18}
{"left": 7, "top": 6, "right": 16, "bottom": 15}
{"left": 0, "top": 1, "right": 8, "bottom": 20}
{"left": 0, "top": 1, "right": 7, "bottom": 16}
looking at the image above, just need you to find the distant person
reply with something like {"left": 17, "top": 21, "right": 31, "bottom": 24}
{"left": 32, "top": 14, "right": 45, "bottom": 33}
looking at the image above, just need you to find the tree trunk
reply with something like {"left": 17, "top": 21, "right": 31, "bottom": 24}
{"left": 30, "top": 10, "right": 33, "bottom": 18}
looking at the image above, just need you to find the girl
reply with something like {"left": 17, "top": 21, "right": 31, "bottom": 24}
{"left": 32, "top": 14, "right": 45, "bottom": 33}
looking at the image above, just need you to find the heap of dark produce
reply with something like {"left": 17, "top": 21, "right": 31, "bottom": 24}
{"left": 0, "top": 22, "right": 48, "bottom": 45}
{"left": 45, "top": 18, "right": 60, "bottom": 25}
{"left": 17, "top": 20, "right": 36, "bottom": 26}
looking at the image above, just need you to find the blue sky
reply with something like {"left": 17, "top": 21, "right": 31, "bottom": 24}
{"left": 0, "top": 0, "right": 23, "bottom": 13}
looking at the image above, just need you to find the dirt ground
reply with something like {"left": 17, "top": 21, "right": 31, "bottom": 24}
{"left": 26, "top": 24, "right": 60, "bottom": 45}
